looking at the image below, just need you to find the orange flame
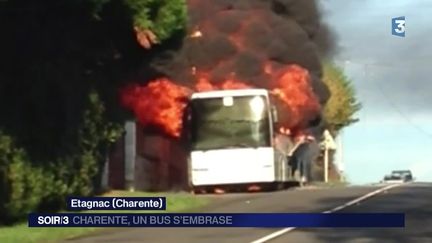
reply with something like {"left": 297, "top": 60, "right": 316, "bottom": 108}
{"left": 195, "top": 73, "right": 251, "bottom": 92}
{"left": 195, "top": 76, "right": 214, "bottom": 92}
{"left": 120, "top": 79, "right": 192, "bottom": 137}
{"left": 190, "top": 30, "right": 203, "bottom": 38}
{"left": 121, "top": 65, "right": 320, "bottom": 139}
{"left": 270, "top": 65, "right": 321, "bottom": 129}
{"left": 279, "top": 127, "right": 291, "bottom": 135}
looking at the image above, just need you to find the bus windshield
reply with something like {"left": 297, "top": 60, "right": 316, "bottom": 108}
{"left": 189, "top": 95, "right": 272, "bottom": 151}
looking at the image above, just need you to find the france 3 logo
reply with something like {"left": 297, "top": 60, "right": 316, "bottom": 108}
{"left": 391, "top": 16, "right": 405, "bottom": 37}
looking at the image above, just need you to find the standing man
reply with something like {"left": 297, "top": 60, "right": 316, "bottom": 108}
{"left": 290, "top": 134, "right": 320, "bottom": 185}
{"left": 290, "top": 135, "right": 307, "bottom": 183}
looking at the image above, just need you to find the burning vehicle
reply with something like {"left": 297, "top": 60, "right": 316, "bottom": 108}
{"left": 183, "top": 88, "right": 290, "bottom": 193}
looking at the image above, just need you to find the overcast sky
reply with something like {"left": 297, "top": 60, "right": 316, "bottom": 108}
{"left": 319, "top": 0, "right": 432, "bottom": 184}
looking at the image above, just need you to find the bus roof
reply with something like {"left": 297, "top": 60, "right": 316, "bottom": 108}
{"left": 191, "top": 89, "right": 269, "bottom": 99}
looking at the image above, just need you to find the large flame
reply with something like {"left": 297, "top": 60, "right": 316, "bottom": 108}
{"left": 120, "top": 64, "right": 320, "bottom": 138}
{"left": 195, "top": 76, "right": 251, "bottom": 91}
{"left": 120, "top": 79, "right": 191, "bottom": 137}
{"left": 269, "top": 65, "right": 321, "bottom": 130}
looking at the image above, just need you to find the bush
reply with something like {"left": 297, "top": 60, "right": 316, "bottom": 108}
{"left": 38, "top": 91, "right": 123, "bottom": 209}
{"left": 0, "top": 91, "right": 123, "bottom": 224}
{"left": 69, "top": 91, "right": 123, "bottom": 196}
{"left": 0, "top": 132, "right": 50, "bottom": 224}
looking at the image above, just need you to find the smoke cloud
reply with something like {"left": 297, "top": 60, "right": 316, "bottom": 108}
{"left": 152, "top": 0, "right": 333, "bottom": 105}
{"left": 123, "top": 0, "right": 337, "bottom": 138}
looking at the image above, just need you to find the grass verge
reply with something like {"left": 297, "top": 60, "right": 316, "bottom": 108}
{"left": 0, "top": 190, "right": 208, "bottom": 243}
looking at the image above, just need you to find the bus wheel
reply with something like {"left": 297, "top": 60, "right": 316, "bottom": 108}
{"left": 214, "top": 188, "right": 226, "bottom": 194}
{"left": 247, "top": 184, "right": 262, "bottom": 192}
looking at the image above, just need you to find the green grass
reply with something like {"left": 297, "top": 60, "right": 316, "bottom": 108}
{"left": 0, "top": 190, "right": 208, "bottom": 243}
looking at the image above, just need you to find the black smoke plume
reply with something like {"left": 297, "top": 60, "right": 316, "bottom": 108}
{"left": 152, "top": 0, "right": 336, "bottom": 136}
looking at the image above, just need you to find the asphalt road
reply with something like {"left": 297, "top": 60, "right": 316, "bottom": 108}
{"left": 65, "top": 182, "right": 431, "bottom": 243}
{"left": 269, "top": 182, "right": 432, "bottom": 243}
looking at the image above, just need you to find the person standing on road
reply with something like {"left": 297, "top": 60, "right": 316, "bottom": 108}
{"left": 290, "top": 135, "right": 307, "bottom": 182}
{"left": 290, "top": 134, "right": 320, "bottom": 185}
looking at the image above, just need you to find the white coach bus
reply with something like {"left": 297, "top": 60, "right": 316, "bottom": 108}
{"left": 182, "top": 89, "right": 297, "bottom": 193}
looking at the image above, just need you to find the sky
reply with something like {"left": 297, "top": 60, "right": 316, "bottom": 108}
{"left": 319, "top": 0, "right": 432, "bottom": 184}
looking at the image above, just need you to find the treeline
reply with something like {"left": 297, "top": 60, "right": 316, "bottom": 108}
{"left": 0, "top": 0, "right": 186, "bottom": 224}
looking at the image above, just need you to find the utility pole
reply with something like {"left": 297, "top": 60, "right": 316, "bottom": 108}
{"left": 125, "top": 120, "right": 136, "bottom": 192}
{"left": 324, "top": 144, "right": 329, "bottom": 183}
{"left": 322, "top": 130, "right": 336, "bottom": 183}
{"left": 337, "top": 130, "right": 345, "bottom": 182}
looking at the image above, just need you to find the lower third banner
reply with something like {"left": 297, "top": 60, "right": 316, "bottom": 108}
{"left": 28, "top": 213, "right": 404, "bottom": 228}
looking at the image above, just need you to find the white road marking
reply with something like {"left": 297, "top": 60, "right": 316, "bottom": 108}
{"left": 250, "top": 183, "right": 405, "bottom": 243}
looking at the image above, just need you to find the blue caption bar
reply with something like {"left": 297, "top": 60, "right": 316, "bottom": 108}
{"left": 66, "top": 197, "right": 166, "bottom": 210}
{"left": 28, "top": 213, "right": 405, "bottom": 228}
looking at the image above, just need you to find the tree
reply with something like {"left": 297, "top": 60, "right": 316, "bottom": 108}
{"left": 0, "top": 0, "right": 188, "bottom": 162}
{"left": 0, "top": 0, "right": 187, "bottom": 222}
{"left": 91, "top": 0, "right": 187, "bottom": 49}
{"left": 127, "top": 0, "right": 187, "bottom": 48}
{"left": 322, "top": 62, "right": 362, "bottom": 136}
